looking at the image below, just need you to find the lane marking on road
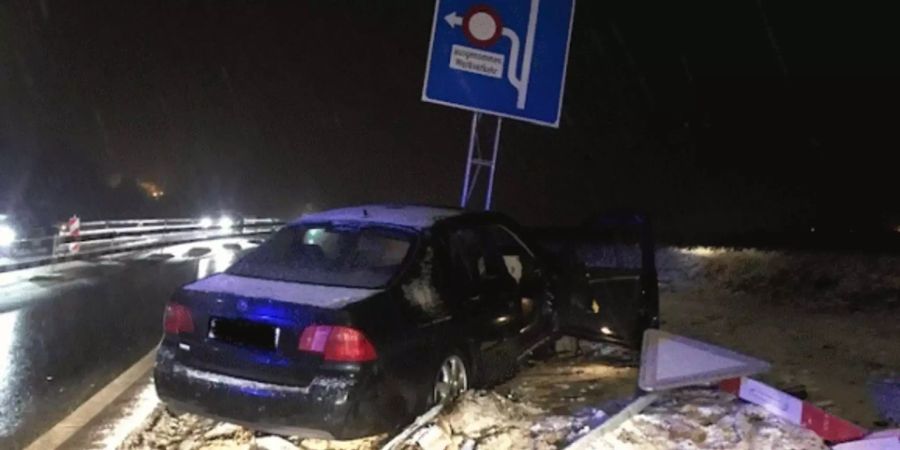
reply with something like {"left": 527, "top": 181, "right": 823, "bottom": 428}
{"left": 25, "top": 348, "right": 157, "bottom": 450}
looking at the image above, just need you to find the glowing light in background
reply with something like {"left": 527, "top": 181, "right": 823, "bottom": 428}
{"left": 218, "top": 216, "right": 235, "bottom": 231}
{"left": 199, "top": 217, "right": 214, "bottom": 229}
{"left": 0, "top": 225, "right": 16, "bottom": 247}
{"left": 679, "top": 247, "right": 724, "bottom": 257}
{"left": 137, "top": 180, "right": 165, "bottom": 200}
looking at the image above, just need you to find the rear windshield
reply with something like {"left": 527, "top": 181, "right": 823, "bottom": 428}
{"left": 227, "top": 224, "right": 415, "bottom": 288}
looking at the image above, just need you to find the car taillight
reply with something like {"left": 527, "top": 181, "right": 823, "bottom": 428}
{"left": 298, "top": 325, "right": 332, "bottom": 352}
{"left": 163, "top": 302, "right": 194, "bottom": 335}
{"left": 298, "top": 325, "right": 377, "bottom": 362}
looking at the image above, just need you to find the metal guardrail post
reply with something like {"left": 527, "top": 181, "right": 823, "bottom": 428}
{"left": 50, "top": 234, "right": 61, "bottom": 273}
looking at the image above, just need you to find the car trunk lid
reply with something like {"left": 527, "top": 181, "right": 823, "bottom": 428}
{"left": 170, "top": 273, "right": 381, "bottom": 386}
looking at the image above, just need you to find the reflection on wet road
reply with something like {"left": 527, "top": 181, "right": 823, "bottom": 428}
{"left": 0, "top": 239, "right": 253, "bottom": 449}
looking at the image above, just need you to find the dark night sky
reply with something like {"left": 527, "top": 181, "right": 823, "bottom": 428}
{"left": 2, "top": 1, "right": 899, "bottom": 233}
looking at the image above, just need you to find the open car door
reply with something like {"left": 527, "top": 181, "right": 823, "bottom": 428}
{"left": 555, "top": 212, "right": 659, "bottom": 350}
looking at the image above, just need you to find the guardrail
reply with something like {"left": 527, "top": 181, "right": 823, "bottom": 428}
{"left": 0, "top": 217, "right": 284, "bottom": 273}
{"left": 77, "top": 217, "right": 280, "bottom": 237}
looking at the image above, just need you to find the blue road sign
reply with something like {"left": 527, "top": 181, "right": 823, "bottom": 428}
{"left": 422, "top": 0, "right": 576, "bottom": 128}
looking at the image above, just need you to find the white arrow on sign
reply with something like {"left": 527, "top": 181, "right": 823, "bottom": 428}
{"left": 444, "top": 12, "right": 463, "bottom": 28}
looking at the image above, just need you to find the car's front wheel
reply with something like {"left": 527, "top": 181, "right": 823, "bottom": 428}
{"left": 431, "top": 354, "right": 469, "bottom": 405}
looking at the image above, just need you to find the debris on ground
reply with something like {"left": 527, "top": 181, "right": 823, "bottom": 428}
{"left": 586, "top": 388, "right": 830, "bottom": 450}
{"left": 498, "top": 343, "right": 637, "bottom": 417}
{"left": 400, "top": 390, "right": 575, "bottom": 450}
{"left": 117, "top": 406, "right": 385, "bottom": 450}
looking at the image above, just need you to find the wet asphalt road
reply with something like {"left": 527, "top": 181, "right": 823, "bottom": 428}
{"left": 0, "top": 228, "right": 269, "bottom": 271}
{"left": 0, "top": 242, "right": 250, "bottom": 449}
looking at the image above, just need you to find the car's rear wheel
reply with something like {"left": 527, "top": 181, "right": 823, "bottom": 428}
{"left": 431, "top": 354, "right": 469, "bottom": 405}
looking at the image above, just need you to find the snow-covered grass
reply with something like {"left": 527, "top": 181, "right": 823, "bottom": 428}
{"left": 653, "top": 246, "right": 900, "bottom": 310}
{"left": 577, "top": 243, "right": 900, "bottom": 309}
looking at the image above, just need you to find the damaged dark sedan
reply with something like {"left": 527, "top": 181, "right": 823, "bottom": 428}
{"left": 154, "top": 205, "right": 658, "bottom": 439}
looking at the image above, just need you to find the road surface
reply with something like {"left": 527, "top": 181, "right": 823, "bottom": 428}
{"left": 0, "top": 238, "right": 257, "bottom": 449}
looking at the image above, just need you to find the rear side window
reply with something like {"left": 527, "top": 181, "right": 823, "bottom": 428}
{"left": 484, "top": 225, "right": 538, "bottom": 283}
{"left": 401, "top": 245, "right": 449, "bottom": 319}
{"left": 445, "top": 227, "right": 511, "bottom": 290}
{"left": 227, "top": 224, "right": 414, "bottom": 288}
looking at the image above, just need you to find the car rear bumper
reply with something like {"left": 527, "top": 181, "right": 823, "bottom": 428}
{"left": 154, "top": 346, "right": 391, "bottom": 439}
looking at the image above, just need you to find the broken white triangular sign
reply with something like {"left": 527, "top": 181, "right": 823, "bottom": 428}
{"left": 639, "top": 329, "right": 771, "bottom": 391}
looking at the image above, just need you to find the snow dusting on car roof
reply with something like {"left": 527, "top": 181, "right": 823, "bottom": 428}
{"left": 293, "top": 205, "right": 462, "bottom": 230}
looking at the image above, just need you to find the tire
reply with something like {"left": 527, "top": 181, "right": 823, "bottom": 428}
{"left": 429, "top": 353, "right": 469, "bottom": 406}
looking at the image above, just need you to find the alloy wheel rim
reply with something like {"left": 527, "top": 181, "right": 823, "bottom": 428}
{"left": 433, "top": 355, "right": 468, "bottom": 404}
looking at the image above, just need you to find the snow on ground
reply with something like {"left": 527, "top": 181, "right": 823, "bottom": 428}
{"left": 497, "top": 340, "right": 637, "bottom": 417}
{"left": 412, "top": 391, "right": 572, "bottom": 450}
{"left": 587, "top": 388, "right": 829, "bottom": 450}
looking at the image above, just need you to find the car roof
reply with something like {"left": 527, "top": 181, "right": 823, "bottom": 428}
{"left": 292, "top": 204, "right": 465, "bottom": 230}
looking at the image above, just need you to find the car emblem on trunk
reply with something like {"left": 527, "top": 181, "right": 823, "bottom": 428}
{"left": 237, "top": 299, "right": 249, "bottom": 312}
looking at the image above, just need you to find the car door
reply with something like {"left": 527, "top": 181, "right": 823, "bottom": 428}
{"left": 481, "top": 224, "right": 554, "bottom": 353}
{"left": 443, "top": 225, "right": 522, "bottom": 384}
{"left": 556, "top": 213, "right": 659, "bottom": 350}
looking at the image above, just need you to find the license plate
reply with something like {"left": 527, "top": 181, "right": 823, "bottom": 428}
{"left": 209, "top": 318, "right": 280, "bottom": 350}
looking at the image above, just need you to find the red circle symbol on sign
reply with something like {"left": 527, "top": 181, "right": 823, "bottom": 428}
{"left": 463, "top": 5, "right": 503, "bottom": 48}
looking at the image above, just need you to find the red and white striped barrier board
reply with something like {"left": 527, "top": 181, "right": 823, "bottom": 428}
{"left": 67, "top": 215, "right": 81, "bottom": 254}
{"left": 719, "top": 377, "right": 868, "bottom": 443}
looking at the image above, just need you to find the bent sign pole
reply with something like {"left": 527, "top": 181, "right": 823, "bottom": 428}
{"left": 424, "top": 0, "right": 576, "bottom": 210}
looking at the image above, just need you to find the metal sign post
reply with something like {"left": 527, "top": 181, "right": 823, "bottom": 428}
{"left": 460, "top": 112, "right": 503, "bottom": 209}
{"left": 422, "top": 0, "right": 575, "bottom": 210}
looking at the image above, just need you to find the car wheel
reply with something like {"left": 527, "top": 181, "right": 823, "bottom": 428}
{"left": 431, "top": 354, "right": 469, "bottom": 405}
